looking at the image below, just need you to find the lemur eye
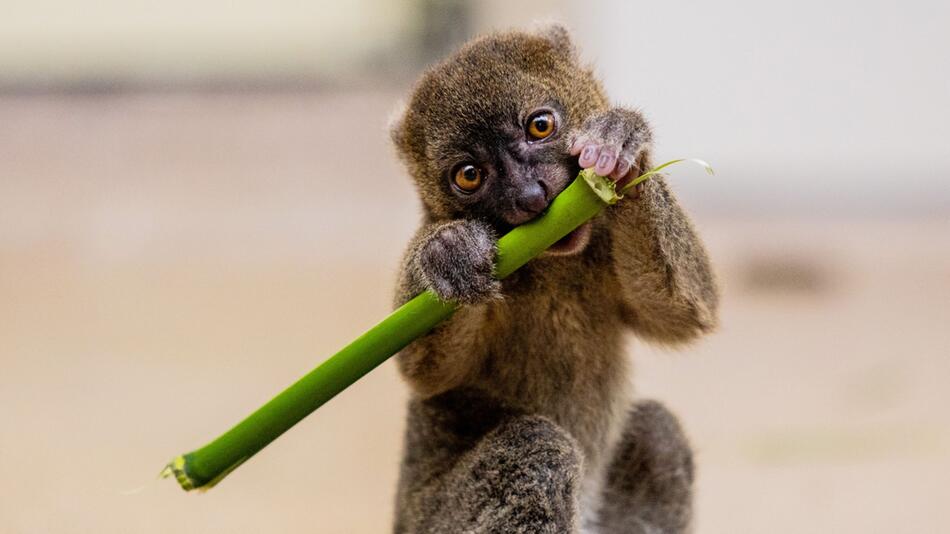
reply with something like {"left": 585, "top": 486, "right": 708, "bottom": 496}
{"left": 526, "top": 111, "right": 556, "bottom": 140}
{"left": 453, "top": 164, "right": 483, "bottom": 192}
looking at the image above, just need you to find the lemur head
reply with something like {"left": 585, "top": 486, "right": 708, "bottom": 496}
{"left": 391, "top": 24, "right": 608, "bottom": 234}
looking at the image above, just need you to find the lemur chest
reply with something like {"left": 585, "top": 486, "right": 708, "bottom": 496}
{"left": 473, "top": 281, "right": 629, "bottom": 417}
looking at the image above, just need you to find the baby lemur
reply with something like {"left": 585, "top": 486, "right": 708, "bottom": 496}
{"left": 389, "top": 25, "right": 718, "bottom": 534}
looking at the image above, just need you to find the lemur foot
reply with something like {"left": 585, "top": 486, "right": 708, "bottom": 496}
{"left": 397, "top": 390, "right": 583, "bottom": 534}
{"left": 569, "top": 108, "right": 653, "bottom": 192}
{"left": 597, "top": 400, "right": 694, "bottom": 534}
{"left": 416, "top": 220, "right": 499, "bottom": 304}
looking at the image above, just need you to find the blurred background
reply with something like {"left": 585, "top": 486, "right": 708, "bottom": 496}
{"left": 1, "top": 1, "right": 947, "bottom": 532}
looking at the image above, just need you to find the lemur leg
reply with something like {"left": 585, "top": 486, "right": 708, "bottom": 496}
{"left": 395, "top": 389, "right": 583, "bottom": 534}
{"left": 595, "top": 400, "right": 695, "bottom": 534}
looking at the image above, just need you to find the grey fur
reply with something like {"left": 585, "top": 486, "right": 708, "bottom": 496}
{"left": 395, "top": 389, "right": 582, "bottom": 534}
{"left": 406, "top": 219, "right": 500, "bottom": 305}
{"left": 595, "top": 401, "right": 696, "bottom": 533}
{"left": 390, "top": 25, "right": 718, "bottom": 533}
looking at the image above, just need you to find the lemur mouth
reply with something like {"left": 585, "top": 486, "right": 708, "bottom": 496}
{"left": 543, "top": 221, "right": 592, "bottom": 256}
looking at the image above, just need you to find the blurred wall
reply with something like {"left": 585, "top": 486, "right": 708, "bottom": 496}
{"left": 571, "top": 0, "right": 950, "bottom": 216}
{"left": 0, "top": 0, "right": 418, "bottom": 85}
{"left": 5, "top": 0, "right": 946, "bottom": 218}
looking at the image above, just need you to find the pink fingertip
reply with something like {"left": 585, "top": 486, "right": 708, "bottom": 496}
{"left": 578, "top": 145, "right": 601, "bottom": 168}
{"left": 610, "top": 159, "right": 632, "bottom": 181}
{"left": 595, "top": 152, "right": 616, "bottom": 176}
{"left": 568, "top": 139, "right": 583, "bottom": 155}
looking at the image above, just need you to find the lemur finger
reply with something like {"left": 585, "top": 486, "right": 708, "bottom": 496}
{"left": 595, "top": 146, "right": 620, "bottom": 176}
{"left": 578, "top": 144, "right": 602, "bottom": 168}
{"left": 609, "top": 155, "right": 633, "bottom": 182}
{"left": 568, "top": 137, "right": 585, "bottom": 156}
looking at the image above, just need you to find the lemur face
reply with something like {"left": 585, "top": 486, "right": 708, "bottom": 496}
{"left": 436, "top": 102, "right": 579, "bottom": 231}
{"left": 392, "top": 30, "right": 603, "bottom": 244}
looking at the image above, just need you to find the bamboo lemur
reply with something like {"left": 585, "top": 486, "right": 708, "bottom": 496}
{"left": 389, "top": 24, "right": 718, "bottom": 534}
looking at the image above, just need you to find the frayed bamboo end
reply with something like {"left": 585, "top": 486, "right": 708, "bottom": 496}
{"left": 161, "top": 454, "right": 249, "bottom": 492}
{"left": 160, "top": 455, "right": 198, "bottom": 491}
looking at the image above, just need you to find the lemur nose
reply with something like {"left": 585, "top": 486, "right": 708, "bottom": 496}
{"left": 516, "top": 182, "right": 548, "bottom": 215}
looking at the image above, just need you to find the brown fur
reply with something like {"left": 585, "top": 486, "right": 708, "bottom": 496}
{"left": 390, "top": 25, "right": 718, "bottom": 534}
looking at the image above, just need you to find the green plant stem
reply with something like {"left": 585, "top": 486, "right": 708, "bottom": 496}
{"left": 162, "top": 161, "right": 709, "bottom": 491}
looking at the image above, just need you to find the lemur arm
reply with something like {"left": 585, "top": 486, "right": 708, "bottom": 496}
{"left": 609, "top": 175, "right": 719, "bottom": 344}
{"left": 393, "top": 220, "right": 495, "bottom": 397}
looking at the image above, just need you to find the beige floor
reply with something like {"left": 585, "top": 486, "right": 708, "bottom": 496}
{"left": 1, "top": 93, "right": 948, "bottom": 533}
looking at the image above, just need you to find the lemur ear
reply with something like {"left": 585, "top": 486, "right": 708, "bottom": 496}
{"left": 532, "top": 21, "right": 576, "bottom": 59}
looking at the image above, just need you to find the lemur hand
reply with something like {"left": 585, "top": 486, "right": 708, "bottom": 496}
{"left": 416, "top": 220, "right": 500, "bottom": 304}
{"left": 569, "top": 108, "right": 652, "bottom": 193}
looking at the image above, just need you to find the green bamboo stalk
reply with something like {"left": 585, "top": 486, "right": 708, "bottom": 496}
{"left": 162, "top": 161, "right": 711, "bottom": 491}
